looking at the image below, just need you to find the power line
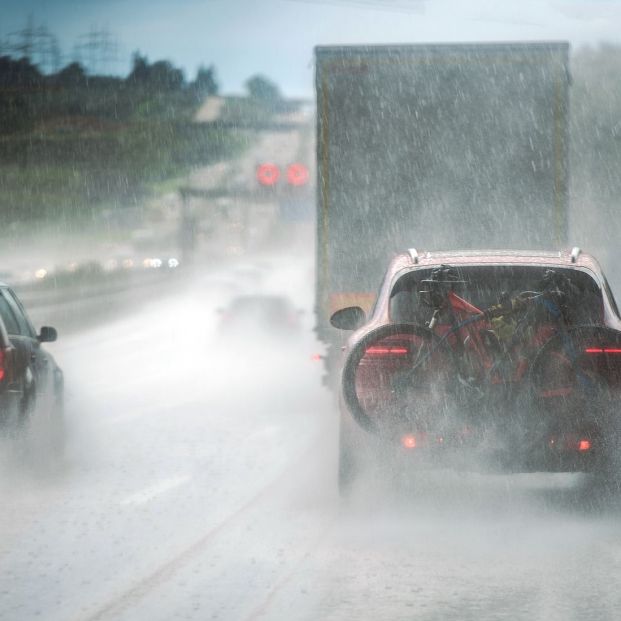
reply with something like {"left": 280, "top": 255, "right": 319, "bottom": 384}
{"left": 284, "top": 0, "right": 425, "bottom": 14}
{"left": 0, "top": 16, "right": 123, "bottom": 75}
{"left": 1, "top": 14, "right": 63, "bottom": 73}
{"left": 74, "top": 25, "right": 119, "bottom": 75}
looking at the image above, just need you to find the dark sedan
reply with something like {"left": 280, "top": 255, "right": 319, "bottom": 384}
{"left": 0, "top": 283, "right": 63, "bottom": 436}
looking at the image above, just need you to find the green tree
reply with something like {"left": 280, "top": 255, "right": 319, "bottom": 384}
{"left": 128, "top": 51, "right": 150, "bottom": 83}
{"left": 193, "top": 64, "right": 218, "bottom": 95}
{"left": 0, "top": 55, "right": 42, "bottom": 88}
{"left": 245, "top": 74, "right": 281, "bottom": 102}
{"left": 127, "top": 53, "right": 184, "bottom": 91}
{"left": 53, "top": 62, "right": 88, "bottom": 87}
{"left": 0, "top": 56, "right": 41, "bottom": 137}
{"left": 149, "top": 60, "right": 184, "bottom": 90}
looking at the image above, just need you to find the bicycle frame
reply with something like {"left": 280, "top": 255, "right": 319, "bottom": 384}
{"left": 425, "top": 287, "right": 573, "bottom": 390}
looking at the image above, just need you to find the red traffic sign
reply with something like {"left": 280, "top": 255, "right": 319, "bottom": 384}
{"left": 257, "top": 163, "right": 280, "bottom": 186}
{"left": 287, "top": 163, "right": 309, "bottom": 187}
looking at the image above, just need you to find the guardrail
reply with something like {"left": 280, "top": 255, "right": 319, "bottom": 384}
{"left": 13, "top": 264, "right": 185, "bottom": 335}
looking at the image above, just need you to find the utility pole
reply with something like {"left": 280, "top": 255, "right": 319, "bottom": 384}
{"left": 8, "top": 13, "right": 35, "bottom": 59}
{"left": 5, "top": 14, "right": 62, "bottom": 73}
{"left": 75, "top": 26, "right": 118, "bottom": 75}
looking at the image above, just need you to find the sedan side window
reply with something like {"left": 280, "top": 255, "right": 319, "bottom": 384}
{"left": 2, "top": 290, "right": 35, "bottom": 338}
{"left": 0, "top": 293, "right": 20, "bottom": 336}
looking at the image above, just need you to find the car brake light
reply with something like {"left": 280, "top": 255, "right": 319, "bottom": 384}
{"left": 578, "top": 439, "right": 591, "bottom": 452}
{"left": 0, "top": 347, "right": 6, "bottom": 381}
{"left": 585, "top": 347, "right": 621, "bottom": 354}
{"left": 401, "top": 434, "right": 416, "bottom": 449}
{"left": 365, "top": 347, "right": 408, "bottom": 356}
{"left": 550, "top": 434, "right": 593, "bottom": 452}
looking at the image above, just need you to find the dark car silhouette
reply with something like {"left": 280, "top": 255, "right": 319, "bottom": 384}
{"left": 0, "top": 282, "right": 63, "bottom": 435}
{"left": 218, "top": 294, "right": 302, "bottom": 337}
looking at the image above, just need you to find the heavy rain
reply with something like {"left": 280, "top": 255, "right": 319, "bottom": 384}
{"left": 1, "top": 1, "right": 621, "bottom": 620}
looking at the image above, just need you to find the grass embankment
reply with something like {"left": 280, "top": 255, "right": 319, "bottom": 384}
{"left": 0, "top": 84, "right": 256, "bottom": 221}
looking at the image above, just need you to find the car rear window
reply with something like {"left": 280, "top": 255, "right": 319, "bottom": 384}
{"left": 390, "top": 265, "right": 603, "bottom": 326}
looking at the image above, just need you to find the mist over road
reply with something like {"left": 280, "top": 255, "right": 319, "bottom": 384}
{"left": 1, "top": 246, "right": 621, "bottom": 621}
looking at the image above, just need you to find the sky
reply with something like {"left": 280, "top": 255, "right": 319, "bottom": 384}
{"left": 1, "top": 0, "right": 621, "bottom": 97}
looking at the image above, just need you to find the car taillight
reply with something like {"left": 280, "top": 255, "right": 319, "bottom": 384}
{"left": 365, "top": 347, "right": 409, "bottom": 356}
{"left": 401, "top": 434, "right": 417, "bottom": 449}
{"left": 400, "top": 433, "right": 448, "bottom": 449}
{"left": 578, "top": 439, "right": 592, "bottom": 452}
{"left": 549, "top": 435, "right": 593, "bottom": 452}
{"left": 585, "top": 347, "right": 621, "bottom": 354}
{"left": 0, "top": 347, "right": 6, "bottom": 382}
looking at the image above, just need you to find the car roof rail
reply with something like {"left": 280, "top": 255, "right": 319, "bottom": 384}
{"left": 408, "top": 248, "right": 419, "bottom": 264}
{"left": 570, "top": 246, "right": 582, "bottom": 263}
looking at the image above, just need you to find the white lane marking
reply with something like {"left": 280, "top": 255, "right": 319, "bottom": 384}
{"left": 120, "top": 475, "right": 191, "bottom": 506}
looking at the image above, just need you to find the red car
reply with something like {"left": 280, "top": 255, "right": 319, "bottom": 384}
{"left": 331, "top": 248, "right": 621, "bottom": 495}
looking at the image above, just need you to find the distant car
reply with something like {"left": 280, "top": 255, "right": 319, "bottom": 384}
{"left": 331, "top": 248, "right": 621, "bottom": 495}
{"left": 218, "top": 294, "right": 302, "bottom": 337}
{"left": 0, "top": 283, "right": 63, "bottom": 434}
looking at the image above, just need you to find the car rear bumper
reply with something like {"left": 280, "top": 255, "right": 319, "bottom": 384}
{"left": 390, "top": 442, "right": 601, "bottom": 474}
{"left": 355, "top": 416, "right": 613, "bottom": 474}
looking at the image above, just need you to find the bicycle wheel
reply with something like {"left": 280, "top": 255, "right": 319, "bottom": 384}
{"left": 529, "top": 326, "right": 621, "bottom": 438}
{"left": 342, "top": 323, "right": 458, "bottom": 434}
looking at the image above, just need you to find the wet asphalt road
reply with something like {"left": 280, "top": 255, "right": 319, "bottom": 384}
{"left": 2, "top": 253, "right": 621, "bottom": 621}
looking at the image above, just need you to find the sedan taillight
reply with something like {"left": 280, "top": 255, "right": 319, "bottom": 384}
{"left": 0, "top": 347, "right": 6, "bottom": 382}
{"left": 585, "top": 347, "right": 621, "bottom": 354}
